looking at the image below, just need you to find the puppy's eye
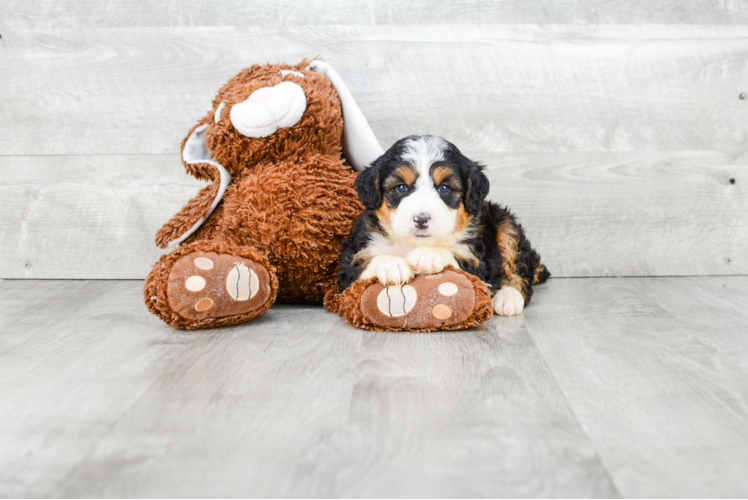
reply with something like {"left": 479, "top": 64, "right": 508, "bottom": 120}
{"left": 437, "top": 184, "right": 451, "bottom": 194}
{"left": 396, "top": 184, "right": 408, "bottom": 193}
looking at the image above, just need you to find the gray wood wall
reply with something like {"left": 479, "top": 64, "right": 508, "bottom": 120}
{"left": 1, "top": 1, "right": 746, "bottom": 279}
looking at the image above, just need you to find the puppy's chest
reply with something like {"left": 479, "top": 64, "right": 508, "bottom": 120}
{"left": 374, "top": 241, "right": 414, "bottom": 259}
{"left": 367, "top": 238, "right": 471, "bottom": 262}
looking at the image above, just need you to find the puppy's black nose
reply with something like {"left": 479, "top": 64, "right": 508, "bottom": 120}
{"left": 414, "top": 214, "right": 430, "bottom": 229}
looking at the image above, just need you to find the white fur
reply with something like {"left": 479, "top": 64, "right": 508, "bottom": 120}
{"left": 359, "top": 232, "right": 412, "bottom": 259}
{"left": 406, "top": 246, "right": 459, "bottom": 275}
{"left": 360, "top": 255, "right": 414, "bottom": 285}
{"left": 493, "top": 286, "right": 525, "bottom": 316}
{"left": 389, "top": 137, "right": 458, "bottom": 244}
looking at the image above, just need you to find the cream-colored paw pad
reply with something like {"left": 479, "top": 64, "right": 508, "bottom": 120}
{"left": 185, "top": 275, "right": 206, "bottom": 292}
{"left": 438, "top": 282, "right": 458, "bottom": 296}
{"left": 194, "top": 257, "right": 214, "bottom": 270}
{"left": 226, "top": 263, "right": 259, "bottom": 301}
{"left": 377, "top": 285, "right": 417, "bottom": 317}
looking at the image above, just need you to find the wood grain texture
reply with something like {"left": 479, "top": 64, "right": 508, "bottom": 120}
{"left": 3, "top": 277, "right": 748, "bottom": 496}
{"left": 481, "top": 151, "right": 748, "bottom": 277}
{"left": 1, "top": 25, "right": 747, "bottom": 156}
{"left": 0, "top": 155, "right": 202, "bottom": 279}
{"left": 3, "top": 0, "right": 748, "bottom": 27}
{"left": 0, "top": 279, "right": 615, "bottom": 498}
{"left": 525, "top": 276, "right": 748, "bottom": 497}
{"left": 1, "top": 152, "right": 744, "bottom": 279}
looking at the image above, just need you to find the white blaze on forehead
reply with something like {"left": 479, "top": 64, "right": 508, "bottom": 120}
{"left": 401, "top": 136, "right": 447, "bottom": 181}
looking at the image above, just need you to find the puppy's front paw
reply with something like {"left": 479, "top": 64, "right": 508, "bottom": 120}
{"left": 492, "top": 286, "right": 525, "bottom": 316}
{"left": 406, "top": 247, "right": 455, "bottom": 275}
{"left": 361, "top": 255, "right": 414, "bottom": 285}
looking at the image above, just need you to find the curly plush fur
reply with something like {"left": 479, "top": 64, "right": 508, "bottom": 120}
{"left": 144, "top": 61, "right": 363, "bottom": 329}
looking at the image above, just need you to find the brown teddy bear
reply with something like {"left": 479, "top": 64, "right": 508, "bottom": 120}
{"left": 144, "top": 59, "right": 493, "bottom": 331}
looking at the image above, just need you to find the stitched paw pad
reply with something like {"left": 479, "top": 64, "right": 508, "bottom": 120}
{"left": 492, "top": 286, "right": 525, "bottom": 316}
{"left": 360, "top": 270, "right": 477, "bottom": 329}
{"left": 167, "top": 252, "right": 272, "bottom": 320}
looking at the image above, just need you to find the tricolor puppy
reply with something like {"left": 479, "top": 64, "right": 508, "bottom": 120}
{"left": 338, "top": 135, "right": 549, "bottom": 316}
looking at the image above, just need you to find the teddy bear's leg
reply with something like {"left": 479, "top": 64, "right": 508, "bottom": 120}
{"left": 144, "top": 240, "right": 278, "bottom": 329}
{"left": 325, "top": 267, "right": 494, "bottom": 332}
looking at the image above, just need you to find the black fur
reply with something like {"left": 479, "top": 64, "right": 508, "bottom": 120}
{"left": 455, "top": 202, "right": 547, "bottom": 304}
{"left": 338, "top": 136, "right": 549, "bottom": 305}
{"left": 440, "top": 140, "right": 490, "bottom": 215}
{"left": 337, "top": 209, "right": 384, "bottom": 289}
{"left": 353, "top": 164, "right": 382, "bottom": 210}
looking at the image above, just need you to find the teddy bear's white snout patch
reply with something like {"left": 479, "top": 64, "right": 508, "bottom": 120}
{"left": 229, "top": 81, "right": 306, "bottom": 138}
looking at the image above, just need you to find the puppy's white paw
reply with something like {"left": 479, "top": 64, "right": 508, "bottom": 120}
{"left": 406, "top": 247, "right": 458, "bottom": 275}
{"left": 406, "top": 247, "right": 445, "bottom": 274}
{"left": 492, "top": 286, "right": 525, "bottom": 316}
{"left": 361, "top": 255, "right": 414, "bottom": 285}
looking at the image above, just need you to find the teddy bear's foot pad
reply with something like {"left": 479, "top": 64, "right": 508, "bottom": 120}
{"left": 167, "top": 251, "right": 272, "bottom": 320}
{"left": 360, "top": 270, "right": 477, "bottom": 330}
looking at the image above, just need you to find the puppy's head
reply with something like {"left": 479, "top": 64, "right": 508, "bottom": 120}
{"left": 355, "top": 135, "right": 490, "bottom": 244}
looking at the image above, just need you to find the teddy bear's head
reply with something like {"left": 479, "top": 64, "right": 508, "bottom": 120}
{"left": 168, "top": 60, "right": 384, "bottom": 248}
{"left": 180, "top": 60, "right": 384, "bottom": 185}
{"left": 204, "top": 61, "right": 344, "bottom": 174}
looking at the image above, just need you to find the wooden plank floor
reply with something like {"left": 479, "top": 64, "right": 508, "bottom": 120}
{"left": 1, "top": 277, "right": 747, "bottom": 497}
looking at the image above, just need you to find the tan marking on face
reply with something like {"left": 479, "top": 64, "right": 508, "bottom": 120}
{"left": 384, "top": 165, "right": 418, "bottom": 192}
{"left": 375, "top": 204, "right": 393, "bottom": 231}
{"left": 431, "top": 165, "right": 453, "bottom": 186}
{"left": 497, "top": 218, "right": 528, "bottom": 297}
{"left": 454, "top": 203, "right": 472, "bottom": 233}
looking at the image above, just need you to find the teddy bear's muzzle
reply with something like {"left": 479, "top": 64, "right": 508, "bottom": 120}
{"left": 229, "top": 81, "right": 307, "bottom": 138}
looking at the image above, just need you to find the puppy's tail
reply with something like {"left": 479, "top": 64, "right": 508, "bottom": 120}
{"left": 533, "top": 263, "right": 551, "bottom": 285}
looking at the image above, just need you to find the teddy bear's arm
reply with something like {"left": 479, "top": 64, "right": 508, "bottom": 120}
{"left": 154, "top": 181, "right": 220, "bottom": 248}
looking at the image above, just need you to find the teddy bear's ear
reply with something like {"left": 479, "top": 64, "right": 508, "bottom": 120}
{"left": 308, "top": 61, "right": 384, "bottom": 172}
{"left": 353, "top": 162, "right": 383, "bottom": 210}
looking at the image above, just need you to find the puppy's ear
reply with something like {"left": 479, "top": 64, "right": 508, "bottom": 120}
{"left": 355, "top": 164, "right": 383, "bottom": 210}
{"left": 464, "top": 162, "right": 490, "bottom": 214}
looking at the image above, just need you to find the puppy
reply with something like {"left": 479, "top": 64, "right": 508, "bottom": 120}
{"left": 338, "top": 135, "right": 549, "bottom": 316}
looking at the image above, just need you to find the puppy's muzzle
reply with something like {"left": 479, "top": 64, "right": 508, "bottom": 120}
{"left": 413, "top": 213, "right": 430, "bottom": 229}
